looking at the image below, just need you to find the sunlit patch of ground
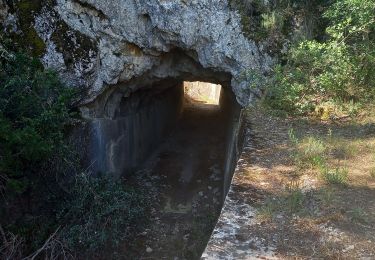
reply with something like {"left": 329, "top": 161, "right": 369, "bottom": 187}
{"left": 238, "top": 105, "right": 375, "bottom": 259}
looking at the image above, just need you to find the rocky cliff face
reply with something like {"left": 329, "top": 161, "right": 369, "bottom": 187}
{"left": 1, "top": 0, "right": 273, "bottom": 109}
{"left": 1, "top": 0, "right": 275, "bottom": 176}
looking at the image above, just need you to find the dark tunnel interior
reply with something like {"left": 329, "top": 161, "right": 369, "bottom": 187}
{"left": 79, "top": 78, "right": 244, "bottom": 258}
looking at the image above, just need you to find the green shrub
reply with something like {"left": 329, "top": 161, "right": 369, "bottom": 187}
{"left": 58, "top": 173, "right": 150, "bottom": 256}
{"left": 0, "top": 52, "right": 75, "bottom": 193}
{"left": 265, "top": 0, "right": 375, "bottom": 115}
{"left": 230, "top": 0, "right": 328, "bottom": 42}
{"left": 0, "top": 47, "right": 79, "bottom": 257}
{"left": 0, "top": 43, "right": 151, "bottom": 259}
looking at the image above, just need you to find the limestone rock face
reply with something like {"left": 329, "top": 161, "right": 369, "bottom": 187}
{"left": 1, "top": 0, "right": 274, "bottom": 107}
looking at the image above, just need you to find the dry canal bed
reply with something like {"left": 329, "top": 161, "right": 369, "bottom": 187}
{"left": 122, "top": 100, "right": 228, "bottom": 259}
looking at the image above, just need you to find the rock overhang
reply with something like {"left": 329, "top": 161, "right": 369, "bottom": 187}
{"left": 1, "top": 0, "right": 274, "bottom": 108}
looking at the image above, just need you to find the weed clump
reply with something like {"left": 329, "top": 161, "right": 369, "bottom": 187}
{"left": 58, "top": 174, "right": 150, "bottom": 257}
{"left": 256, "top": 181, "right": 306, "bottom": 220}
{"left": 288, "top": 128, "right": 350, "bottom": 186}
{"left": 257, "top": 198, "right": 278, "bottom": 221}
{"left": 321, "top": 167, "right": 349, "bottom": 186}
{"left": 370, "top": 168, "right": 375, "bottom": 179}
{"left": 285, "top": 180, "right": 305, "bottom": 214}
{"left": 289, "top": 129, "right": 327, "bottom": 170}
{"left": 348, "top": 208, "right": 368, "bottom": 224}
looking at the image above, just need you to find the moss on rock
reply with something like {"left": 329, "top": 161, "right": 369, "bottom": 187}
{"left": 50, "top": 19, "right": 97, "bottom": 72}
{"left": 6, "top": 0, "right": 46, "bottom": 57}
{"left": 2, "top": 0, "right": 97, "bottom": 67}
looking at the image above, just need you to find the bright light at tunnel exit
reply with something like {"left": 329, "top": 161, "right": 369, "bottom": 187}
{"left": 183, "top": 81, "right": 222, "bottom": 105}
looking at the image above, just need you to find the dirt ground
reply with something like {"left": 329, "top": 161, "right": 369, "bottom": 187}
{"left": 239, "top": 106, "right": 375, "bottom": 259}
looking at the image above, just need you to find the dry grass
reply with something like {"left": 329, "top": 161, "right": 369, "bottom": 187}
{"left": 243, "top": 105, "right": 375, "bottom": 259}
{"left": 0, "top": 225, "right": 72, "bottom": 260}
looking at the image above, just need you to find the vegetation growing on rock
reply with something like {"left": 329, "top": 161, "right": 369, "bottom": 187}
{"left": 229, "top": 0, "right": 330, "bottom": 52}
{"left": 0, "top": 44, "right": 151, "bottom": 259}
{"left": 5, "top": 0, "right": 46, "bottom": 56}
{"left": 264, "top": 0, "right": 375, "bottom": 116}
{"left": 0, "top": 49, "right": 75, "bottom": 193}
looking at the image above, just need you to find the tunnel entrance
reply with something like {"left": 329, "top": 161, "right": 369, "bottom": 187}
{"left": 110, "top": 81, "right": 244, "bottom": 259}
{"left": 81, "top": 77, "right": 244, "bottom": 258}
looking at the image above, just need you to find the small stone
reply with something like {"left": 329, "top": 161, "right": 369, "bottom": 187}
{"left": 343, "top": 245, "right": 354, "bottom": 252}
{"left": 199, "top": 191, "right": 204, "bottom": 196}
{"left": 208, "top": 186, "right": 212, "bottom": 190}
{"left": 146, "top": 247, "right": 153, "bottom": 253}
